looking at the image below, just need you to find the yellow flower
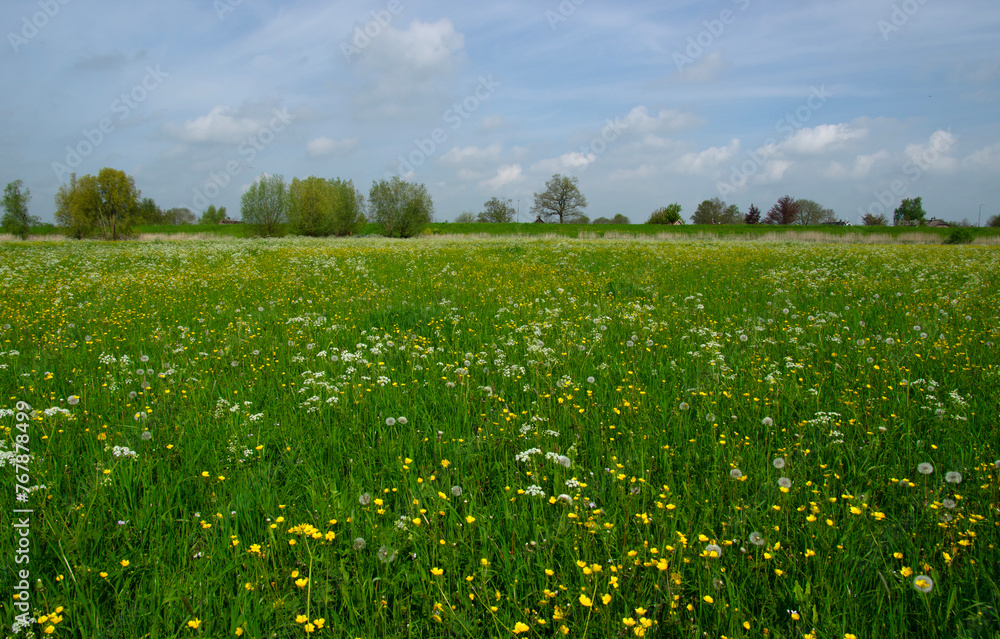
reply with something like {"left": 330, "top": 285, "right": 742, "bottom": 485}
{"left": 431, "top": 567, "right": 444, "bottom": 576}
{"left": 296, "top": 615, "right": 309, "bottom": 623}
{"left": 99, "top": 572, "right": 108, "bottom": 578}
{"left": 295, "top": 578, "right": 309, "bottom": 588}
{"left": 579, "top": 594, "right": 593, "bottom": 607}
{"left": 304, "top": 623, "right": 315, "bottom": 633}
{"left": 44, "top": 626, "right": 55, "bottom": 635}
{"left": 313, "top": 619, "right": 325, "bottom": 628}
{"left": 466, "top": 516, "right": 476, "bottom": 524}
{"left": 703, "top": 595, "right": 714, "bottom": 604}
{"left": 235, "top": 628, "right": 244, "bottom": 636}
{"left": 805, "top": 549, "right": 816, "bottom": 557}
{"left": 441, "top": 459, "right": 451, "bottom": 468}
{"left": 623, "top": 617, "right": 636, "bottom": 627}
{"left": 120, "top": 559, "right": 129, "bottom": 567}
{"left": 187, "top": 618, "right": 201, "bottom": 629}
{"left": 512, "top": 621, "right": 530, "bottom": 634}
{"left": 602, "top": 593, "right": 612, "bottom": 605}
{"left": 901, "top": 566, "right": 913, "bottom": 577}
{"left": 545, "top": 568, "right": 554, "bottom": 576}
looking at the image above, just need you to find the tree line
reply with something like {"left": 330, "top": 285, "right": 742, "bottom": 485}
{"left": 3, "top": 169, "right": 997, "bottom": 240}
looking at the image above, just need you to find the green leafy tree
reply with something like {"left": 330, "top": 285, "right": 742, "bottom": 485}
{"left": 1, "top": 180, "right": 39, "bottom": 240}
{"left": 531, "top": 174, "right": 588, "bottom": 223}
{"left": 893, "top": 197, "right": 927, "bottom": 226}
{"left": 987, "top": 214, "right": 1000, "bottom": 228}
{"left": 369, "top": 176, "right": 434, "bottom": 238}
{"left": 862, "top": 212, "right": 888, "bottom": 226}
{"left": 592, "top": 217, "right": 612, "bottom": 224}
{"left": 796, "top": 199, "right": 836, "bottom": 225}
{"left": 611, "top": 213, "right": 630, "bottom": 224}
{"left": 647, "top": 204, "right": 683, "bottom": 225}
{"left": 163, "top": 207, "right": 196, "bottom": 225}
{"left": 721, "top": 204, "right": 744, "bottom": 225}
{"left": 454, "top": 211, "right": 476, "bottom": 223}
{"left": 241, "top": 173, "right": 288, "bottom": 237}
{"left": 328, "top": 178, "right": 366, "bottom": 236}
{"left": 136, "top": 197, "right": 163, "bottom": 224}
{"left": 744, "top": 204, "right": 761, "bottom": 225}
{"left": 54, "top": 173, "right": 99, "bottom": 239}
{"left": 764, "top": 195, "right": 800, "bottom": 225}
{"left": 478, "top": 197, "right": 515, "bottom": 223}
{"left": 92, "top": 168, "right": 141, "bottom": 239}
{"left": 691, "top": 198, "right": 726, "bottom": 224}
{"left": 288, "top": 176, "right": 335, "bottom": 236}
{"left": 199, "top": 204, "right": 226, "bottom": 225}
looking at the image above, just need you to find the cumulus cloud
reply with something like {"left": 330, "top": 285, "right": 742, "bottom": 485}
{"left": 164, "top": 104, "right": 284, "bottom": 145}
{"left": 306, "top": 136, "right": 358, "bottom": 157}
{"left": 480, "top": 164, "right": 523, "bottom": 189}
{"left": 354, "top": 19, "right": 466, "bottom": 119}
{"left": 671, "top": 138, "right": 741, "bottom": 174}
{"left": 531, "top": 151, "right": 596, "bottom": 174}
{"left": 904, "top": 130, "right": 958, "bottom": 173}
{"left": 778, "top": 123, "right": 866, "bottom": 155}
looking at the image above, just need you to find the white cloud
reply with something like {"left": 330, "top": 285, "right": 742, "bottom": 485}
{"left": 622, "top": 105, "right": 701, "bottom": 134}
{"left": 477, "top": 114, "right": 506, "bottom": 133}
{"left": 531, "top": 151, "right": 597, "bottom": 174}
{"left": 823, "top": 150, "right": 889, "bottom": 179}
{"left": 480, "top": 164, "right": 523, "bottom": 190}
{"left": 753, "top": 160, "right": 793, "bottom": 184}
{"left": 778, "top": 124, "right": 866, "bottom": 155}
{"left": 165, "top": 105, "right": 269, "bottom": 145}
{"left": 440, "top": 143, "right": 503, "bottom": 165}
{"left": 962, "top": 143, "right": 1000, "bottom": 170}
{"left": 904, "top": 130, "right": 958, "bottom": 173}
{"left": 354, "top": 19, "right": 466, "bottom": 119}
{"left": 674, "top": 50, "right": 728, "bottom": 83}
{"left": 305, "top": 136, "right": 358, "bottom": 157}
{"left": 671, "top": 139, "right": 741, "bottom": 175}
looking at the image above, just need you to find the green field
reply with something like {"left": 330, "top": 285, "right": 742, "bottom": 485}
{"left": 20, "top": 221, "right": 1000, "bottom": 243}
{"left": 1, "top": 237, "right": 998, "bottom": 638}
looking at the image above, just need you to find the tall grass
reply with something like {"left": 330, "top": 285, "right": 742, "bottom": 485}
{"left": 1, "top": 237, "right": 998, "bottom": 638}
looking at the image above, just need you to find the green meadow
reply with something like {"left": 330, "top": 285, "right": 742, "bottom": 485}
{"left": 1, "top": 236, "right": 998, "bottom": 638}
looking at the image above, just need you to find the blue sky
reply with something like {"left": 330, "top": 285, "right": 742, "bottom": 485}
{"left": 3, "top": 0, "right": 999, "bottom": 224}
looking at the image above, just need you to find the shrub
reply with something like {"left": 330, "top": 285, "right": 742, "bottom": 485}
{"left": 943, "top": 228, "right": 974, "bottom": 245}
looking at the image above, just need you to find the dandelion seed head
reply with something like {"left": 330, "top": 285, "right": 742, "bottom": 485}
{"left": 749, "top": 532, "right": 765, "bottom": 546}
{"left": 730, "top": 468, "right": 743, "bottom": 480}
{"left": 917, "top": 463, "right": 934, "bottom": 475}
{"left": 762, "top": 417, "right": 773, "bottom": 427}
{"left": 451, "top": 486, "right": 462, "bottom": 497}
{"left": 359, "top": 492, "right": 372, "bottom": 506}
{"left": 942, "top": 498, "right": 956, "bottom": 510}
{"left": 778, "top": 477, "right": 792, "bottom": 488}
{"left": 353, "top": 538, "right": 366, "bottom": 551}
{"left": 772, "top": 457, "right": 785, "bottom": 469}
{"left": 704, "top": 544, "right": 722, "bottom": 558}
{"left": 913, "top": 575, "right": 934, "bottom": 593}
{"left": 945, "top": 471, "right": 962, "bottom": 484}
{"left": 385, "top": 417, "right": 396, "bottom": 426}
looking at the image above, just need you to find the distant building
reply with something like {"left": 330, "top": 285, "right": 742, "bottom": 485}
{"left": 219, "top": 218, "right": 243, "bottom": 224}
{"left": 926, "top": 218, "right": 950, "bottom": 227}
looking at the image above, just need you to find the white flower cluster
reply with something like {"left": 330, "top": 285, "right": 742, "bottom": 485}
{"left": 524, "top": 485, "right": 545, "bottom": 497}
{"left": 112, "top": 445, "right": 138, "bottom": 458}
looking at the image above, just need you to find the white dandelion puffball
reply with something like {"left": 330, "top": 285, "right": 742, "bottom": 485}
{"left": 772, "top": 457, "right": 785, "bottom": 470}
{"left": 917, "top": 463, "right": 934, "bottom": 475}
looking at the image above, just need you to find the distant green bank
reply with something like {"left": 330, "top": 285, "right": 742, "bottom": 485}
{"left": 20, "top": 222, "right": 1000, "bottom": 242}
